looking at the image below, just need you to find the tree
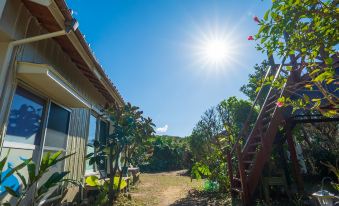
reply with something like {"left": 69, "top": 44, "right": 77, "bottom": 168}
{"left": 253, "top": 0, "right": 338, "bottom": 116}
{"left": 87, "top": 102, "right": 155, "bottom": 205}
{"left": 189, "top": 97, "right": 257, "bottom": 192}
{"left": 240, "top": 61, "right": 270, "bottom": 107}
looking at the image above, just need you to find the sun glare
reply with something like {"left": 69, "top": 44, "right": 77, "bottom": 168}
{"left": 191, "top": 28, "right": 240, "bottom": 72}
{"left": 201, "top": 38, "right": 231, "bottom": 65}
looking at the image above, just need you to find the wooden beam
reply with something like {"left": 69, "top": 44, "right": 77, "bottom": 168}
{"left": 285, "top": 123, "right": 304, "bottom": 193}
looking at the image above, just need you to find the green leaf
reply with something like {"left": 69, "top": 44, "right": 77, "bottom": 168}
{"left": 5, "top": 186, "right": 19, "bottom": 197}
{"left": 310, "top": 69, "right": 320, "bottom": 76}
{"left": 48, "top": 151, "right": 62, "bottom": 166}
{"left": 16, "top": 171, "right": 27, "bottom": 189}
{"left": 324, "top": 57, "right": 333, "bottom": 65}
{"left": 113, "top": 177, "right": 127, "bottom": 190}
{"left": 85, "top": 175, "right": 100, "bottom": 186}
{"left": 311, "top": 98, "right": 321, "bottom": 102}
{"left": 264, "top": 10, "right": 270, "bottom": 21}
{"left": 0, "top": 149, "right": 10, "bottom": 183}
{"left": 4, "top": 158, "right": 31, "bottom": 181}
{"left": 313, "top": 71, "right": 334, "bottom": 82}
{"left": 27, "top": 162, "right": 36, "bottom": 183}
{"left": 40, "top": 151, "right": 51, "bottom": 172}
{"left": 85, "top": 152, "right": 94, "bottom": 159}
{"left": 37, "top": 171, "right": 69, "bottom": 197}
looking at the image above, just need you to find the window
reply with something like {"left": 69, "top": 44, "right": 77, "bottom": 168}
{"left": 85, "top": 115, "right": 98, "bottom": 174}
{"left": 1, "top": 87, "right": 45, "bottom": 203}
{"left": 98, "top": 120, "right": 108, "bottom": 171}
{"left": 44, "top": 103, "right": 70, "bottom": 149}
{"left": 85, "top": 117, "right": 109, "bottom": 174}
{"left": 4, "top": 87, "right": 45, "bottom": 145}
{"left": 39, "top": 103, "right": 70, "bottom": 200}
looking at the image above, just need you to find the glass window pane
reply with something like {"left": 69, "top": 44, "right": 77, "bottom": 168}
{"left": 99, "top": 120, "right": 108, "bottom": 145}
{"left": 88, "top": 115, "right": 97, "bottom": 145}
{"left": 38, "top": 150, "right": 65, "bottom": 200}
{"left": 0, "top": 148, "right": 34, "bottom": 199}
{"left": 5, "top": 87, "right": 45, "bottom": 145}
{"left": 85, "top": 115, "right": 97, "bottom": 173}
{"left": 98, "top": 121, "right": 108, "bottom": 171}
{"left": 44, "top": 103, "right": 70, "bottom": 148}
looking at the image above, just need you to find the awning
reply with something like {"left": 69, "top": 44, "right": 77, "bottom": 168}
{"left": 16, "top": 62, "right": 90, "bottom": 108}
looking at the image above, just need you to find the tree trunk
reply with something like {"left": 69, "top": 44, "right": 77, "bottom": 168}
{"left": 108, "top": 146, "right": 115, "bottom": 206}
{"left": 117, "top": 146, "right": 128, "bottom": 193}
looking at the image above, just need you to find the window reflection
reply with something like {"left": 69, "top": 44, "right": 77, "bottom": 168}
{"left": 86, "top": 115, "right": 97, "bottom": 173}
{"left": 5, "top": 87, "right": 44, "bottom": 145}
{"left": 44, "top": 103, "right": 70, "bottom": 148}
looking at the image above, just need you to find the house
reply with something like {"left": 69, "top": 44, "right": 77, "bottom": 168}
{"left": 0, "top": 0, "right": 123, "bottom": 204}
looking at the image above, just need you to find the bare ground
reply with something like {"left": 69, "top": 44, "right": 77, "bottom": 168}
{"left": 116, "top": 170, "right": 231, "bottom": 206}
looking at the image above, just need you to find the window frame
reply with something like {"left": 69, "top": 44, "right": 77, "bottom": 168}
{"left": 1, "top": 82, "right": 72, "bottom": 203}
{"left": 2, "top": 83, "right": 48, "bottom": 151}
{"left": 42, "top": 100, "right": 71, "bottom": 153}
{"left": 84, "top": 112, "right": 100, "bottom": 175}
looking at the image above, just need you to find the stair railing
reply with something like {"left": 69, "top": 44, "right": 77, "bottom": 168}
{"left": 230, "top": 65, "right": 273, "bottom": 155}
{"left": 242, "top": 55, "right": 288, "bottom": 152}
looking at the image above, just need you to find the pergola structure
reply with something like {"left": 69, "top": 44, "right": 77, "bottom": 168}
{"left": 226, "top": 51, "right": 339, "bottom": 205}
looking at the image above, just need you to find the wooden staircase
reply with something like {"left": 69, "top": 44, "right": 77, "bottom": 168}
{"left": 228, "top": 61, "right": 295, "bottom": 205}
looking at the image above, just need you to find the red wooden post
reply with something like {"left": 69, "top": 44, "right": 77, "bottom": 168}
{"left": 237, "top": 145, "right": 249, "bottom": 204}
{"left": 286, "top": 123, "right": 304, "bottom": 193}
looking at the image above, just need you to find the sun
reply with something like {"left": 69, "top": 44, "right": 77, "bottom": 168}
{"left": 192, "top": 30, "right": 239, "bottom": 71}
{"left": 201, "top": 38, "right": 231, "bottom": 65}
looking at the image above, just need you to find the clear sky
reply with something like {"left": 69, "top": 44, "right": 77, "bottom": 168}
{"left": 66, "top": 0, "right": 271, "bottom": 137}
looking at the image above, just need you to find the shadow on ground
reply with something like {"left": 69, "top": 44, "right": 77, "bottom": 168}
{"left": 169, "top": 190, "right": 234, "bottom": 206}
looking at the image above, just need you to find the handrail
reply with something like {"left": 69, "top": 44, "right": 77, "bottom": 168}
{"left": 236, "top": 55, "right": 288, "bottom": 154}
{"left": 230, "top": 65, "right": 273, "bottom": 154}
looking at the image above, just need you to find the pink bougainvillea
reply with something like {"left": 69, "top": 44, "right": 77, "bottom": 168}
{"left": 276, "top": 101, "right": 284, "bottom": 107}
{"left": 253, "top": 16, "right": 260, "bottom": 23}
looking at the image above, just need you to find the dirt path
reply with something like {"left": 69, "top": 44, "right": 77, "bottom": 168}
{"left": 117, "top": 170, "right": 203, "bottom": 206}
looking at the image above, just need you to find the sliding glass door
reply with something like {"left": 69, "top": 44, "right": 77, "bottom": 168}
{"left": 0, "top": 86, "right": 71, "bottom": 203}
{"left": 39, "top": 102, "right": 70, "bottom": 200}
{"left": 1, "top": 87, "right": 46, "bottom": 203}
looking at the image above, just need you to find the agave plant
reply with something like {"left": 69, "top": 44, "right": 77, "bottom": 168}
{"left": 0, "top": 150, "right": 76, "bottom": 206}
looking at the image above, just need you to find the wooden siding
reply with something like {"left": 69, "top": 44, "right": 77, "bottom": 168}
{"left": 0, "top": 0, "right": 107, "bottom": 108}
{"left": 65, "top": 108, "right": 90, "bottom": 182}
{"left": 0, "top": 0, "right": 104, "bottom": 187}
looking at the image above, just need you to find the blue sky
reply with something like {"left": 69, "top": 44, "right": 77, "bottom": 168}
{"left": 66, "top": 0, "right": 271, "bottom": 137}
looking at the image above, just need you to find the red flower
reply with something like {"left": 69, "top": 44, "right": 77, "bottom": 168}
{"left": 276, "top": 101, "right": 284, "bottom": 108}
{"left": 253, "top": 16, "right": 260, "bottom": 23}
{"left": 247, "top": 36, "right": 254, "bottom": 40}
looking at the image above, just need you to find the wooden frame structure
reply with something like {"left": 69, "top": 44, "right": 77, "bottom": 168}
{"left": 226, "top": 51, "right": 339, "bottom": 205}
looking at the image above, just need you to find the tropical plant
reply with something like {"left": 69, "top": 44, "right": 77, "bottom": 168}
{"left": 85, "top": 175, "right": 127, "bottom": 206}
{"left": 188, "top": 97, "right": 256, "bottom": 192}
{"left": 321, "top": 161, "right": 339, "bottom": 192}
{"left": 0, "top": 150, "right": 75, "bottom": 206}
{"left": 138, "top": 135, "right": 191, "bottom": 172}
{"left": 87, "top": 102, "right": 155, "bottom": 205}
{"left": 253, "top": 0, "right": 338, "bottom": 116}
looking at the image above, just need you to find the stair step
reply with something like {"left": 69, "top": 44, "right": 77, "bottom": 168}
{"left": 265, "top": 100, "right": 277, "bottom": 109}
{"left": 268, "top": 93, "right": 277, "bottom": 100}
{"left": 262, "top": 116, "right": 271, "bottom": 124}
{"left": 233, "top": 177, "right": 241, "bottom": 182}
{"left": 231, "top": 187, "right": 243, "bottom": 193}
{"left": 246, "top": 151, "right": 256, "bottom": 155}
{"left": 250, "top": 141, "right": 261, "bottom": 147}
{"left": 264, "top": 107, "right": 275, "bottom": 115}
{"left": 243, "top": 160, "right": 253, "bottom": 165}
{"left": 245, "top": 169, "right": 251, "bottom": 174}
